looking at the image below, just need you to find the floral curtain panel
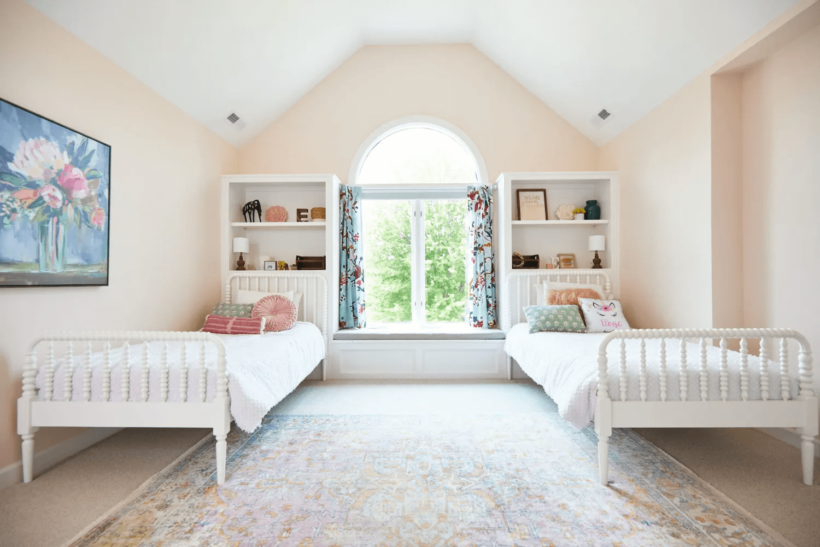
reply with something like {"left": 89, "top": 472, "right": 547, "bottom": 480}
{"left": 339, "top": 184, "right": 366, "bottom": 329}
{"left": 467, "top": 185, "right": 497, "bottom": 329}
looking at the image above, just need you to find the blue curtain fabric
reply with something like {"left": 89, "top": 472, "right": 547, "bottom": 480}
{"left": 467, "top": 185, "right": 497, "bottom": 329}
{"left": 339, "top": 184, "right": 366, "bottom": 329}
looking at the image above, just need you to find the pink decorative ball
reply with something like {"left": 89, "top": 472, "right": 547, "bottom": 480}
{"left": 252, "top": 295, "right": 297, "bottom": 332}
{"left": 265, "top": 206, "right": 287, "bottom": 222}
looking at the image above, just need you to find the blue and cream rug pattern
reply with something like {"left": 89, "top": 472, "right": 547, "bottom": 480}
{"left": 71, "top": 413, "right": 790, "bottom": 546}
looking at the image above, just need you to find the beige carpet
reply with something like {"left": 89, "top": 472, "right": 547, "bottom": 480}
{"left": 0, "top": 380, "right": 817, "bottom": 547}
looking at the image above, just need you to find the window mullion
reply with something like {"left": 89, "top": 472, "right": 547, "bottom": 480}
{"left": 409, "top": 199, "right": 426, "bottom": 326}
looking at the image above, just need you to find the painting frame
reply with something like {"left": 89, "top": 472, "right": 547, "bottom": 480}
{"left": 557, "top": 253, "right": 577, "bottom": 269}
{"left": 0, "top": 98, "right": 112, "bottom": 287}
{"left": 516, "top": 189, "right": 548, "bottom": 221}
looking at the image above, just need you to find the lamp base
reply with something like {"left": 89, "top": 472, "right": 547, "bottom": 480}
{"left": 236, "top": 252, "right": 246, "bottom": 271}
{"left": 592, "top": 251, "right": 602, "bottom": 269}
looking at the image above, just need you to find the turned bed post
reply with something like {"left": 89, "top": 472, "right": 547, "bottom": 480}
{"left": 18, "top": 350, "right": 38, "bottom": 483}
{"left": 794, "top": 333, "right": 817, "bottom": 486}
{"left": 595, "top": 334, "right": 613, "bottom": 485}
{"left": 213, "top": 339, "right": 230, "bottom": 485}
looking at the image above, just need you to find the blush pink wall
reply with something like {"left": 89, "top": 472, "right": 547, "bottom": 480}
{"left": 742, "top": 24, "right": 820, "bottom": 392}
{"left": 238, "top": 45, "right": 599, "bottom": 180}
{"left": 0, "top": 0, "right": 237, "bottom": 471}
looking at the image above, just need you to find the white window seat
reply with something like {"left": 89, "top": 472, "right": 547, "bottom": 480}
{"left": 333, "top": 324, "right": 505, "bottom": 341}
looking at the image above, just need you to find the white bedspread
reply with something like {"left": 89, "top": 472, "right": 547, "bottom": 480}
{"left": 505, "top": 323, "right": 801, "bottom": 429}
{"left": 35, "top": 322, "right": 325, "bottom": 433}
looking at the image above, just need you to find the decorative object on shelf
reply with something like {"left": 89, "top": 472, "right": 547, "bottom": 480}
{"left": 243, "top": 200, "right": 262, "bottom": 222}
{"left": 516, "top": 189, "right": 547, "bottom": 221}
{"left": 573, "top": 207, "right": 586, "bottom": 221}
{"left": 0, "top": 99, "right": 111, "bottom": 287}
{"left": 585, "top": 200, "right": 601, "bottom": 220}
{"left": 557, "top": 253, "right": 577, "bottom": 269}
{"left": 551, "top": 257, "right": 560, "bottom": 269}
{"left": 290, "top": 264, "right": 297, "bottom": 270}
{"left": 545, "top": 262, "right": 554, "bottom": 269}
{"left": 263, "top": 261, "right": 277, "bottom": 271}
{"left": 257, "top": 254, "right": 271, "bottom": 270}
{"left": 555, "top": 204, "right": 575, "bottom": 221}
{"left": 589, "top": 235, "right": 606, "bottom": 269}
{"left": 265, "top": 205, "right": 287, "bottom": 222}
{"left": 277, "top": 260, "right": 288, "bottom": 270}
{"left": 512, "top": 252, "right": 539, "bottom": 269}
{"left": 296, "top": 255, "right": 326, "bottom": 270}
{"left": 233, "top": 237, "right": 249, "bottom": 270}
{"left": 310, "top": 207, "right": 326, "bottom": 221}
{"left": 247, "top": 264, "right": 257, "bottom": 270}
{"left": 296, "top": 208, "right": 309, "bottom": 222}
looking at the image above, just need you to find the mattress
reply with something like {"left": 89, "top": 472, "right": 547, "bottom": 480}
{"left": 505, "top": 323, "right": 801, "bottom": 429}
{"left": 35, "top": 322, "right": 325, "bottom": 432}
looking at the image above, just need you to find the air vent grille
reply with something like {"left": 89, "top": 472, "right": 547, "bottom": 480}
{"left": 227, "top": 113, "right": 240, "bottom": 124}
{"left": 598, "top": 109, "right": 611, "bottom": 120}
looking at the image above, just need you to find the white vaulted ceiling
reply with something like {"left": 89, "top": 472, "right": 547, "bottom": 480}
{"left": 25, "top": 0, "right": 797, "bottom": 147}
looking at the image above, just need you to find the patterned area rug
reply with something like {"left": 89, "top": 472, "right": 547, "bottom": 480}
{"left": 70, "top": 413, "right": 791, "bottom": 546}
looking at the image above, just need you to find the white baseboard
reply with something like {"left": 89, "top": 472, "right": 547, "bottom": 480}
{"left": 0, "top": 427, "right": 122, "bottom": 491}
{"left": 758, "top": 427, "right": 820, "bottom": 458}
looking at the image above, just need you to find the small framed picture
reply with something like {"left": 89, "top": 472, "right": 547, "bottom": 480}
{"left": 263, "top": 261, "right": 277, "bottom": 271}
{"left": 557, "top": 253, "right": 577, "bottom": 269}
{"left": 517, "top": 189, "right": 548, "bottom": 221}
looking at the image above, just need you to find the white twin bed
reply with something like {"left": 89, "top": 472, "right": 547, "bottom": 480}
{"left": 504, "top": 270, "right": 817, "bottom": 486}
{"left": 18, "top": 272, "right": 327, "bottom": 485}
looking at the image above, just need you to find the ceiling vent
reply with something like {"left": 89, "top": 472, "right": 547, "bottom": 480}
{"left": 225, "top": 111, "right": 246, "bottom": 131}
{"left": 598, "top": 109, "right": 611, "bottom": 120}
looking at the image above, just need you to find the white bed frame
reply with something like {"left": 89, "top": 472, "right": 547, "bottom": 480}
{"left": 506, "top": 270, "right": 818, "bottom": 486}
{"left": 17, "top": 272, "right": 327, "bottom": 486}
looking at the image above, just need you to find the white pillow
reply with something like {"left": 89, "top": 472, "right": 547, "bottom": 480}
{"left": 233, "top": 289, "right": 302, "bottom": 318}
{"left": 578, "top": 298, "right": 631, "bottom": 333}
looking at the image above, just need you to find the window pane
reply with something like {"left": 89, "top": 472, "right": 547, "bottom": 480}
{"left": 362, "top": 200, "right": 412, "bottom": 323}
{"left": 358, "top": 128, "right": 476, "bottom": 185}
{"left": 425, "top": 200, "right": 467, "bottom": 323}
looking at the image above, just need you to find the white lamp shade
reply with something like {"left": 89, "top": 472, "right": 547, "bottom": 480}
{"left": 233, "top": 237, "right": 249, "bottom": 253}
{"left": 589, "top": 235, "right": 606, "bottom": 252}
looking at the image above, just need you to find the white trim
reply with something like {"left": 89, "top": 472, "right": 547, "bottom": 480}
{"left": 758, "top": 427, "right": 820, "bottom": 458}
{"left": 348, "top": 115, "right": 489, "bottom": 186}
{"left": 0, "top": 427, "right": 121, "bottom": 491}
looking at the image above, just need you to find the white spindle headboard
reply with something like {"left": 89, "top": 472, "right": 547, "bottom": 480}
{"left": 225, "top": 272, "right": 328, "bottom": 342}
{"left": 506, "top": 269, "right": 614, "bottom": 327}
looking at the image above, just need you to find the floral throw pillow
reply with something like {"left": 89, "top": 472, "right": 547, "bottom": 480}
{"left": 524, "top": 305, "right": 586, "bottom": 334}
{"left": 211, "top": 303, "right": 255, "bottom": 318}
{"left": 578, "top": 298, "right": 631, "bottom": 333}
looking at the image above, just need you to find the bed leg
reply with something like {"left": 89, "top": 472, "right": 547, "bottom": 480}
{"left": 215, "top": 433, "right": 227, "bottom": 485}
{"left": 598, "top": 435, "right": 610, "bottom": 486}
{"left": 506, "top": 355, "right": 512, "bottom": 380}
{"left": 801, "top": 435, "right": 815, "bottom": 486}
{"left": 21, "top": 433, "right": 35, "bottom": 483}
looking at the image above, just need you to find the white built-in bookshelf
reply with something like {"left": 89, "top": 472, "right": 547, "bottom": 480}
{"left": 220, "top": 174, "right": 340, "bottom": 293}
{"left": 497, "top": 171, "right": 619, "bottom": 301}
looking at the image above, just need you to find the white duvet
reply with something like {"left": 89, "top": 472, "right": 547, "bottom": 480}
{"left": 35, "top": 322, "right": 325, "bottom": 433}
{"left": 505, "top": 323, "right": 801, "bottom": 429}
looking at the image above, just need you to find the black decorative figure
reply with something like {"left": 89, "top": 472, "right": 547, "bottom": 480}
{"left": 242, "top": 200, "right": 262, "bottom": 222}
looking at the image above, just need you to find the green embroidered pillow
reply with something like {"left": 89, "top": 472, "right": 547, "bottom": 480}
{"left": 211, "top": 302, "right": 254, "bottom": 318}
{"left": 524, "top": 305, "right": 586, "bottom": 334}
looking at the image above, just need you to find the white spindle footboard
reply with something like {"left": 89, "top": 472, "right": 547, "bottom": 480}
{"left": 17, "top": 331, "right": 229, "bottom": 485}
{"left": 595, "top": 329, "right": 818, "bottom": 486}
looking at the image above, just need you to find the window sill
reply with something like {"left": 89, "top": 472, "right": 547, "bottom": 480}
{"left": 333, "top": 324, "right": 505, "bottom": 341}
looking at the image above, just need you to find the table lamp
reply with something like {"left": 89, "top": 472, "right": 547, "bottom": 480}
{"left": 589, "top": 235, "right": 605, "bottom": 269}
{"left": 233, "top": 237, "right": 249, "bottom": 271}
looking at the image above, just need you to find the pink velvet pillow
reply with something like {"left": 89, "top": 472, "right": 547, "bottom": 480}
{"left": 252, "top": 294, "right": 297, "bottom": 332}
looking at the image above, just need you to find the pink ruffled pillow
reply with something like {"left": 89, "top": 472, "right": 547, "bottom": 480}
{"left": 252, "top": 294, "right": 297, "bottom": 332}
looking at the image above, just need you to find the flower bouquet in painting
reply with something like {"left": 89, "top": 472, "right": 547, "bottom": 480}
{"left": 0, "top": 99, "right": 110, "bottom": 286}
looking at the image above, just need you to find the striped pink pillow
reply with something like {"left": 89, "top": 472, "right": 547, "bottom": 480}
{"left": 202, "top": 315, "right": 265, "bottom": 335}
{"left": 252, "top": 294, "right": 297, "bottom": 332}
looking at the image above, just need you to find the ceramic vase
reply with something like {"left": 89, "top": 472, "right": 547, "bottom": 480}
{"left": 585, "top": 200, "right": 601, "bottom": 220}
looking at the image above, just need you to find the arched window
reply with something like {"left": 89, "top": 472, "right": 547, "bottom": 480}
{"left": 351, "top": 118, "right": 487, "bottom": 327}
{"left": 351, "top": 118, "right": 487, "bottom": 186}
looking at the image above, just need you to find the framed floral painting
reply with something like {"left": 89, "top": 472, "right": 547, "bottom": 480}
{"left": 0, "top": 99, "right": 111, "bottom": 286}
